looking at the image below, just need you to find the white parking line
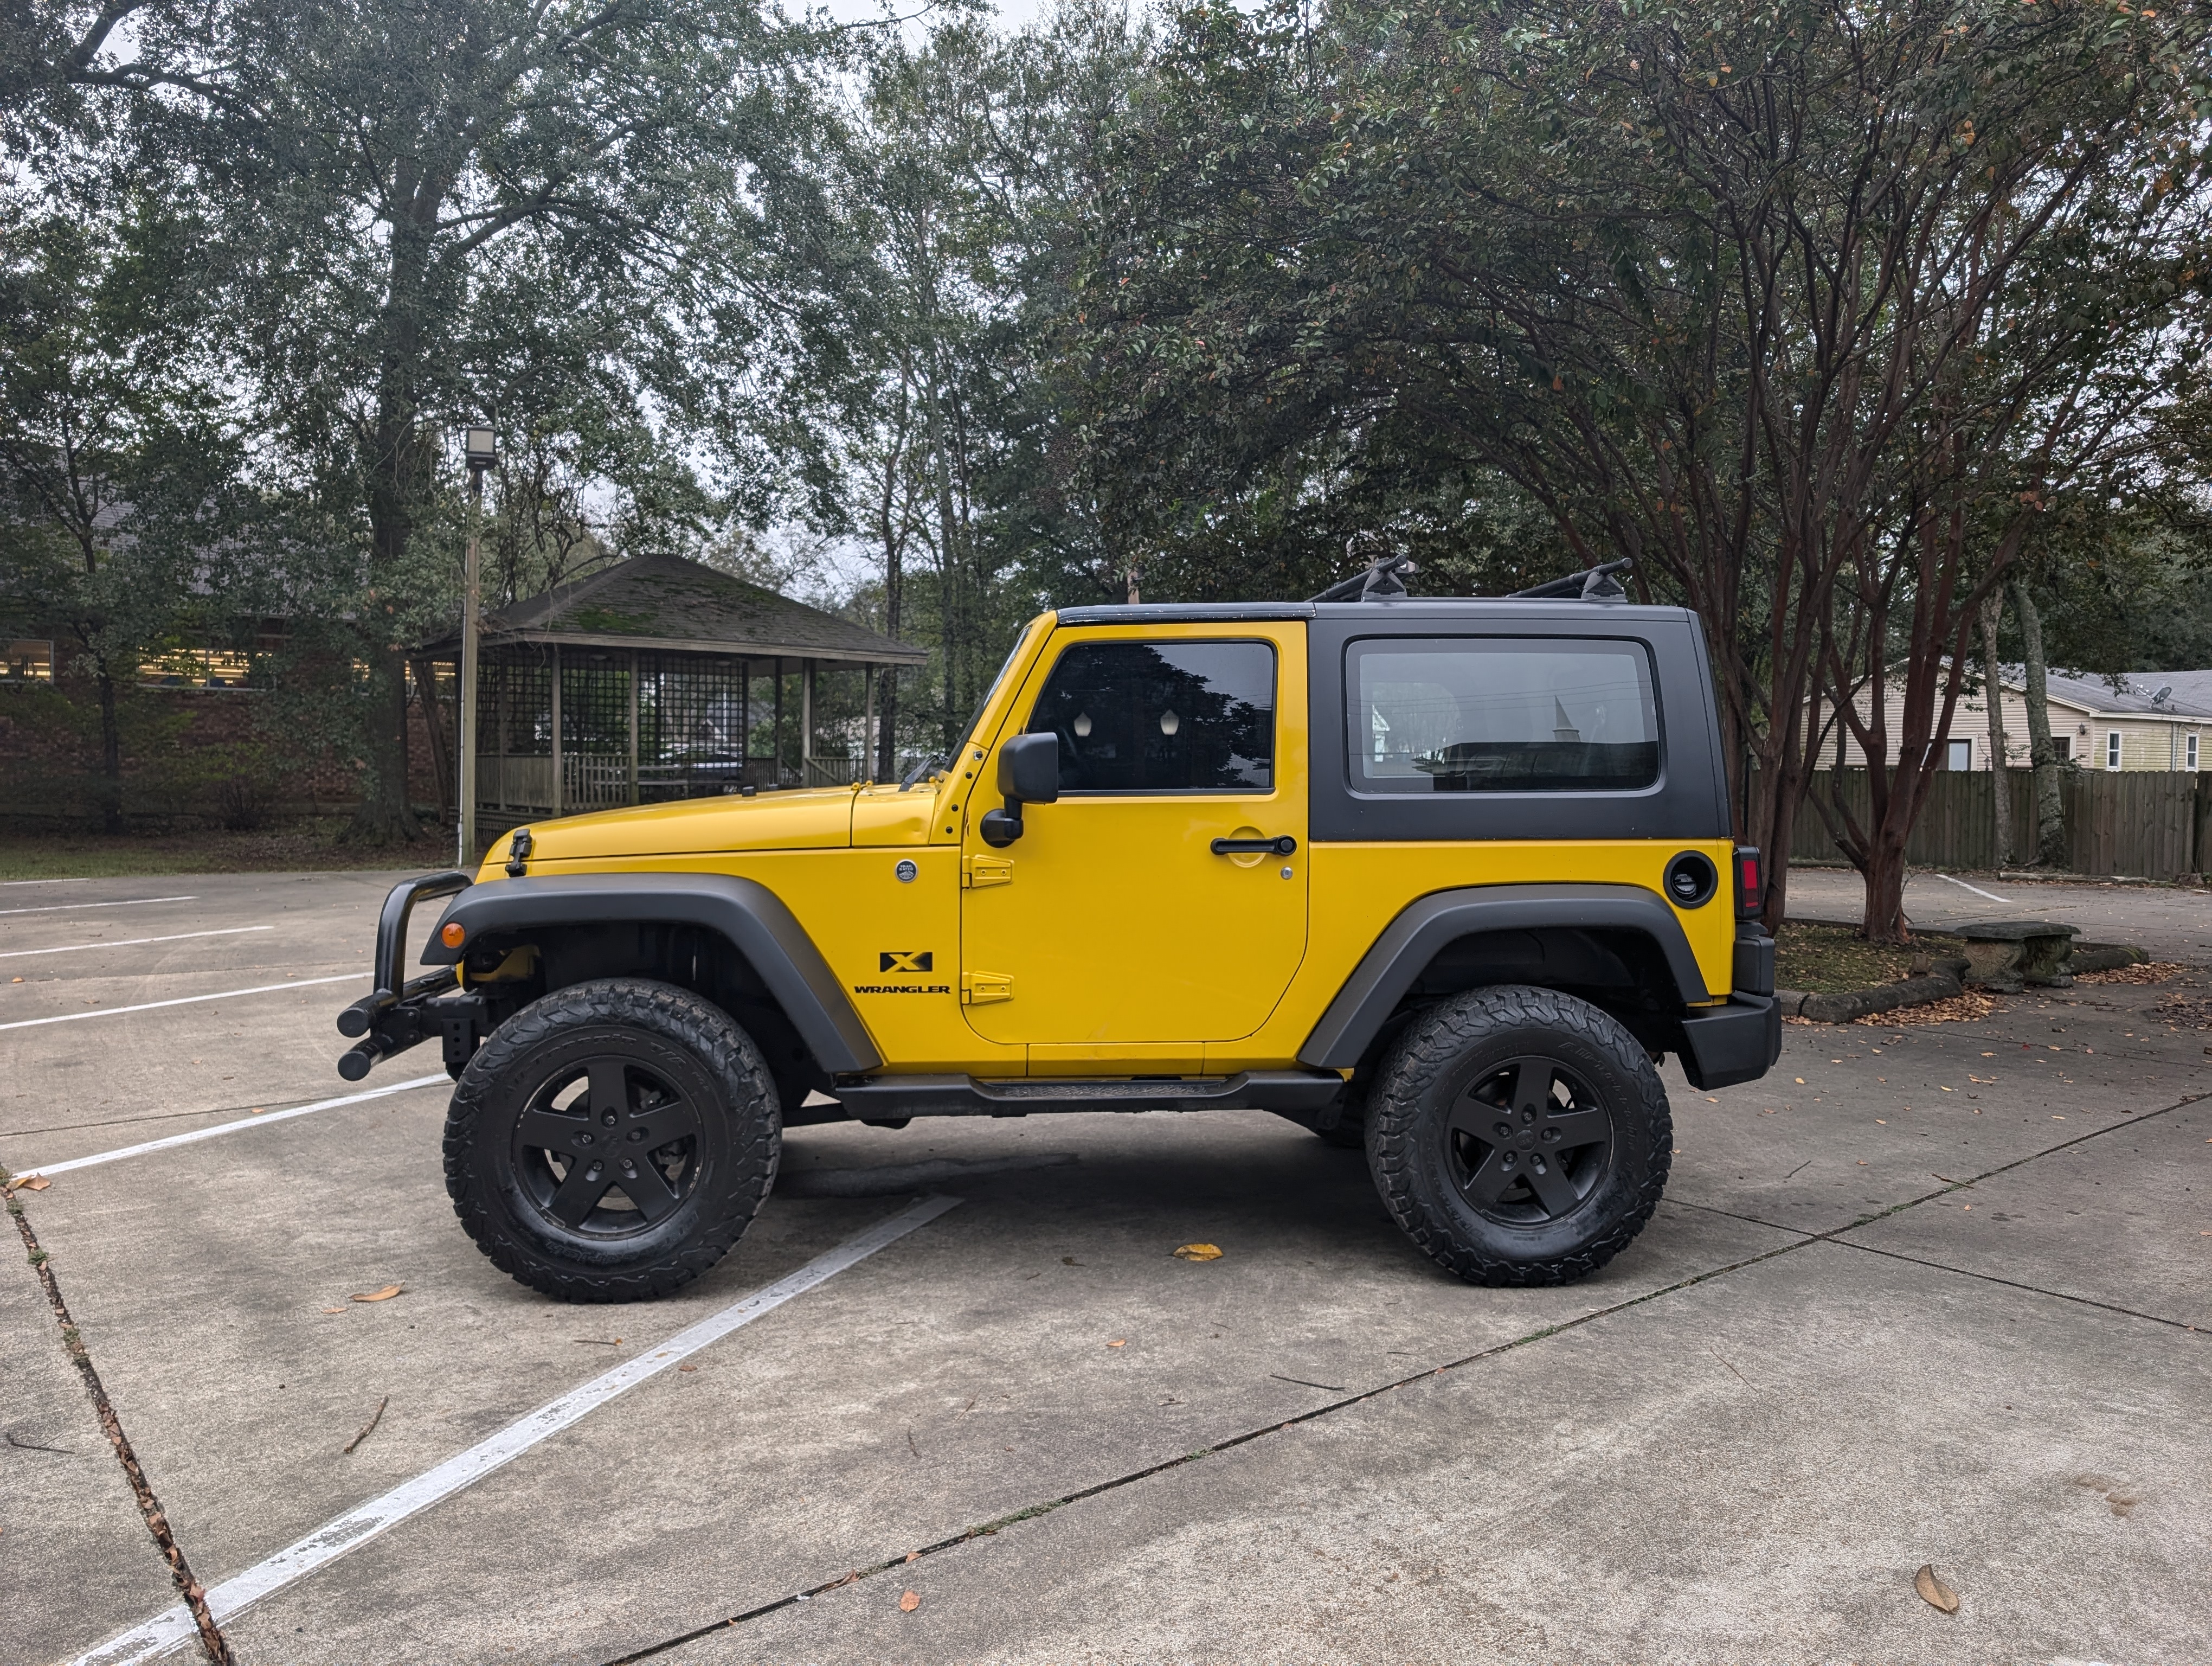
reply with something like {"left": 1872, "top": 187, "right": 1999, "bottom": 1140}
{"left": 0, "top": 973, "right": 357, "bottom": 1031}
{"left": 1, "top": 876, "right": 91, "bottom": 886}
{"left": 0, "top": 894, "right": 195, "bottom": 917}
{"left": 1934, "top": 873, "right": 2012, "bottom": 905}
{"left": 74, "top": 1195, "right": 965, "bottom": 1666}
{"left": 0, "top": 926, "right": 275, "bottom": 960}
{"left": 11, "top": 1075, "right": 449, "bottom": 1181}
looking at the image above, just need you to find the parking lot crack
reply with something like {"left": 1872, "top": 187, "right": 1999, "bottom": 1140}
{"left": 4, "top": 1171, "right": 235, "bottom": 1666}
{"left": 1828, "top": 1239, "right": 2210, "bottom": 1334}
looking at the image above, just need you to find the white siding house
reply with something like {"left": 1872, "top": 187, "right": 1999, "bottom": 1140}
{"left": 1810, "top": 669, "right": 2212, "bottom": 772}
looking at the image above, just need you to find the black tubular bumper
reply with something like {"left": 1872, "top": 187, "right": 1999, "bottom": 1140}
{"left": 335, "top": 872, "right": 483, "bottom": 1080}
{"left": 1678, "top": 994, "right": 1782, "bottom": 1091}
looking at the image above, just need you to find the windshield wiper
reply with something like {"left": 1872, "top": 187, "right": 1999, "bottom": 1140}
{"left": 899, "top": 753, "right": 947, "bottom": 792}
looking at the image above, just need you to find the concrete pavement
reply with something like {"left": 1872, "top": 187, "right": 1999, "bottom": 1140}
{"left": 2, "top": 869, "right": 2207, "bottom": 1664}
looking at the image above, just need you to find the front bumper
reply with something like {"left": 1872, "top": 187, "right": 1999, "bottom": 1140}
{"left": 335, "top": 871, "right": 485, "bottom": 1079}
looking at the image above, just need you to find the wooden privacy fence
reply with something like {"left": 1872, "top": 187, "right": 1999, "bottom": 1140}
{"left": 1786, "top": 768, "right": 2211, "bottom": 880}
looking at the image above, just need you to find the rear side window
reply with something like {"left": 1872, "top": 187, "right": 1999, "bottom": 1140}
{"left": 1351, "top": 637, "right": 1659, "bottom": 793}
{"left": 1027, "top": 639, "right": 1275, "bottom": 792}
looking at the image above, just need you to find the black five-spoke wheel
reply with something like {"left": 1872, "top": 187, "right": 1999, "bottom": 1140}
{"left": 514, "top": 1056, "right": 705, "bottom": 1236}
{"left": 1446, "top": 1055, "right": 1612, "bottom": 1226}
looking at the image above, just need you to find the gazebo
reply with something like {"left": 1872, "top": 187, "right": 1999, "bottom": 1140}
{"left": 417, "top": 552, "right": 927, "bottom": 829}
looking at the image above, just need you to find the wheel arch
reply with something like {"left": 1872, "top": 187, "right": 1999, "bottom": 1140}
{"left": 425, "top": 874, "right": 884, "bottom": 1094}
{"left": 1297, "top": 884, "right": 1711, "bottom": 1073}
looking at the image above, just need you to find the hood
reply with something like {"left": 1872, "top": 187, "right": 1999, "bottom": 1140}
{"left": 489, "top": 785, "right": 861, "bottom": 869}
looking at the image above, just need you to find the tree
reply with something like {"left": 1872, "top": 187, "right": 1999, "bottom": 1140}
{"left": 22, "top": 0, "right": 837, "bottom": 840}
{"left": 0, "top": 193, "right": 226, "bottom": 831}
{"left": 811, "top": 6, "right": 1150, "bottom": 768}
{"left": 1066, "top": 0, "right": 2210, "bottom": 937}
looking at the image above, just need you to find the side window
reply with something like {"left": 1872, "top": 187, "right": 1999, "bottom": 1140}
{"left": 1350, "top": 637, "right": 1659, "bottom": 793}
{"left": 1026, "top": 639, "right": 1275, "bottom": 792}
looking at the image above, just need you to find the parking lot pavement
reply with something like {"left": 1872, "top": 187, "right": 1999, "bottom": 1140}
{"left": 711, "top": 1241, "right": 2212, "bottom": 1666}
{"left": 0, "top": 872, "right": 413, "bottom": 1170}
{"left": 1786, "top": 866, "right": 2212, "bottom": 961}
{"left": 3, "top": 869, "right": 2209, "bottom": 1664}
{"left": 0, "top": 1235, "right": 183, "bottom": 1666}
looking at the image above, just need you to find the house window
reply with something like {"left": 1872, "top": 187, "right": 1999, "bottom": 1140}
{"left": 2, "top": 639, "right": 54, "bottom": 684}
{"left": 1945, "top": 739, "right": 1972, "bottom": 771}
{"left": 2052, "top": 735, "right": 2070, "bottom": 761}
{"left": 2106, "top": 731, "right": 2123, "bottom": 770}
{"left": 2189, "top": 733, "right": 2201, "bottom": 772}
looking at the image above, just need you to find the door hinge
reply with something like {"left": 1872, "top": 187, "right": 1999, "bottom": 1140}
{"left": 962, "top": 855, "right": 1013, "bottom": 888}
{"left": 961, "top": 971, "right": 1013, "bottom": 1005}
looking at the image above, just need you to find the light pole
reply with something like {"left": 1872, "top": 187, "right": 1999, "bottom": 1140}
{"left": 458, "top": 426, "right": 497, "bottom": 866}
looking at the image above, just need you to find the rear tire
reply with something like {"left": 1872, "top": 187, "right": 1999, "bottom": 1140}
{"left": 444, "top": 978, "right": 780, "bottom": 1302}
{"left": 1366, "top": 985, "right": 1669, "bottom": 1286}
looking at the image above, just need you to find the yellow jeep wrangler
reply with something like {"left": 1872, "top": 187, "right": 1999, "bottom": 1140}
{"left": 338, "top": 559, "right": 1779, "bottom": 1301}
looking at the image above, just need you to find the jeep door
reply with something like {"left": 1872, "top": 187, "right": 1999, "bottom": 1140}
{"left": 960, "top": 621, "right": 1310, "bottom": 1053}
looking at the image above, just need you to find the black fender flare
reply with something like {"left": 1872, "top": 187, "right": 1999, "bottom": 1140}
{"left": 1296, "top": 883, "right": 1712, "bottom": 1072}
{"left": 424, "top": 872, "right": 883, "bottom": 1074}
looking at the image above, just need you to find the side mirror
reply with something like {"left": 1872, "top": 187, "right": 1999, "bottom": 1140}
{"left": 999, "top": 732, "right": 1061, "bottom": 804}
{"left": 980, "top": 733, "right": 1059, "bottom": 848}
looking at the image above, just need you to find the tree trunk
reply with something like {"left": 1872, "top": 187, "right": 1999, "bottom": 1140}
{"left": 1980, "top": 594, "right": 2012, "bottom": 868}
{"left": 95, "top": 664, "right": 123, "bottom": 836}
{"left": 2009, "top": 576, "right": 2068, "bottom": 868}
{"left": 350, "top": 187, "right": 441, "bottom": 845}
{"left": 1861, "top": 832, "right": 1910, "bottom": 945}
{"left": 413, "top": 657, "right": 451, "bottom": 829}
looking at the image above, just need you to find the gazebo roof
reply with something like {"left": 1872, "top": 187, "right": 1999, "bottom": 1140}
{"left": 424, "top": 551, "right": 927, "bottom": 666}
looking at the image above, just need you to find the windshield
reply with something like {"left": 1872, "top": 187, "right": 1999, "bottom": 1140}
{"left": 954, "top": 613, "right": 1052, "bottom": 758}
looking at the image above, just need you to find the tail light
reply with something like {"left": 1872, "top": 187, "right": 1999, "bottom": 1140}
{"left": 1734, "top": 847, "right": 1763, "bottom": 919}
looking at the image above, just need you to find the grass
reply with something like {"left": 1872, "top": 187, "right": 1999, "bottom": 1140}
{"left": 1773, "top": 919, "right": 1971, "bottom": 995}
{"left": 0, "top": 818, "right": 438, "bottom": 881}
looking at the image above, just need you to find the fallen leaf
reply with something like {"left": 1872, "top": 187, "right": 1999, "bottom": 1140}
{"left": 1173, "top": 1242, "right": 1223, "bottom": 1261}
{"left": 904, "top": 1550, "right": 920, "bottom": 1564}
{"left": 15, "top": 1175, "right": 50, "bottom": 1191}
{"left": 678, "top": 1364, "right": 698, "bottom": 1374}
{"left": 350, "top": 1285, "right": 403, "bottom": 1303}
{"left": 320, "top": 1306, "right": 347, "bottom": 1314}
{"left": 1914, "top": 1564, "right": 1960, "bottom": 1614}
{"left": 899, "top": 1590, "right": 921, "bottom": 1613}
{"left": 1107, "top": 1339, "right": 1127, "bottom": 1348}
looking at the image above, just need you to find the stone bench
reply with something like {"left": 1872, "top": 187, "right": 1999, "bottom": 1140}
{"left": 1954, "top": 920, "right": 2081, "bottom": 993}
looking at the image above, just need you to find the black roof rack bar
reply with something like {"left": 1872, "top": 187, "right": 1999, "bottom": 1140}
{"left": 1507, "top": 557, "right": 1634, "bottom": 600}
{"left": 1310, "top": 553, "right": 1417, "bottom": 603}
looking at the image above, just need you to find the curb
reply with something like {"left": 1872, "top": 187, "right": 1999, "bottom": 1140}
{"left": 2070, "top": 943, "right": 2149, "bottom": 975}
{"left": 1777, "top": 943, "right": 2149, "bottom": 1024}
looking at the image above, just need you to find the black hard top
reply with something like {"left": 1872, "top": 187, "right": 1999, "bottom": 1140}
{"left": 1053, "top": 598, "right": 1702, "bottom": 627}
{"left": 1047, "top": 593, "right": 1728, "bottom": 845}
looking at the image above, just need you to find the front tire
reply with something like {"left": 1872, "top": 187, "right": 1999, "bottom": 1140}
{"left": 443, "top": 978, "right": 780, "bottom": 1302}
{"left": 1366, "top": 985, "right": 1670, "bottom": 1286}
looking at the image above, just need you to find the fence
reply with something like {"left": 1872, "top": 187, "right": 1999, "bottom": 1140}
{"left": 1787, "top": 768, "right": 2211, "bottom": 880}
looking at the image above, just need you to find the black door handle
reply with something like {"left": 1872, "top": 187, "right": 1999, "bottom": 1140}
{"left": 1211, "top": 835, "right": 1297, "bottom": 856}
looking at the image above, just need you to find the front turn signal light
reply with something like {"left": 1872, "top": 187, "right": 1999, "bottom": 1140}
{"left": 441, "top": 921, "right": 466, "bottom": 949}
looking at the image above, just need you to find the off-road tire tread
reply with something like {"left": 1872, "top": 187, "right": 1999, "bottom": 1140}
{"left": 1367, "top": 984, "right": 1671, "bottom": 1287}
{"left": 444, "top": 978, "right": 779, "bottom": 1303}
